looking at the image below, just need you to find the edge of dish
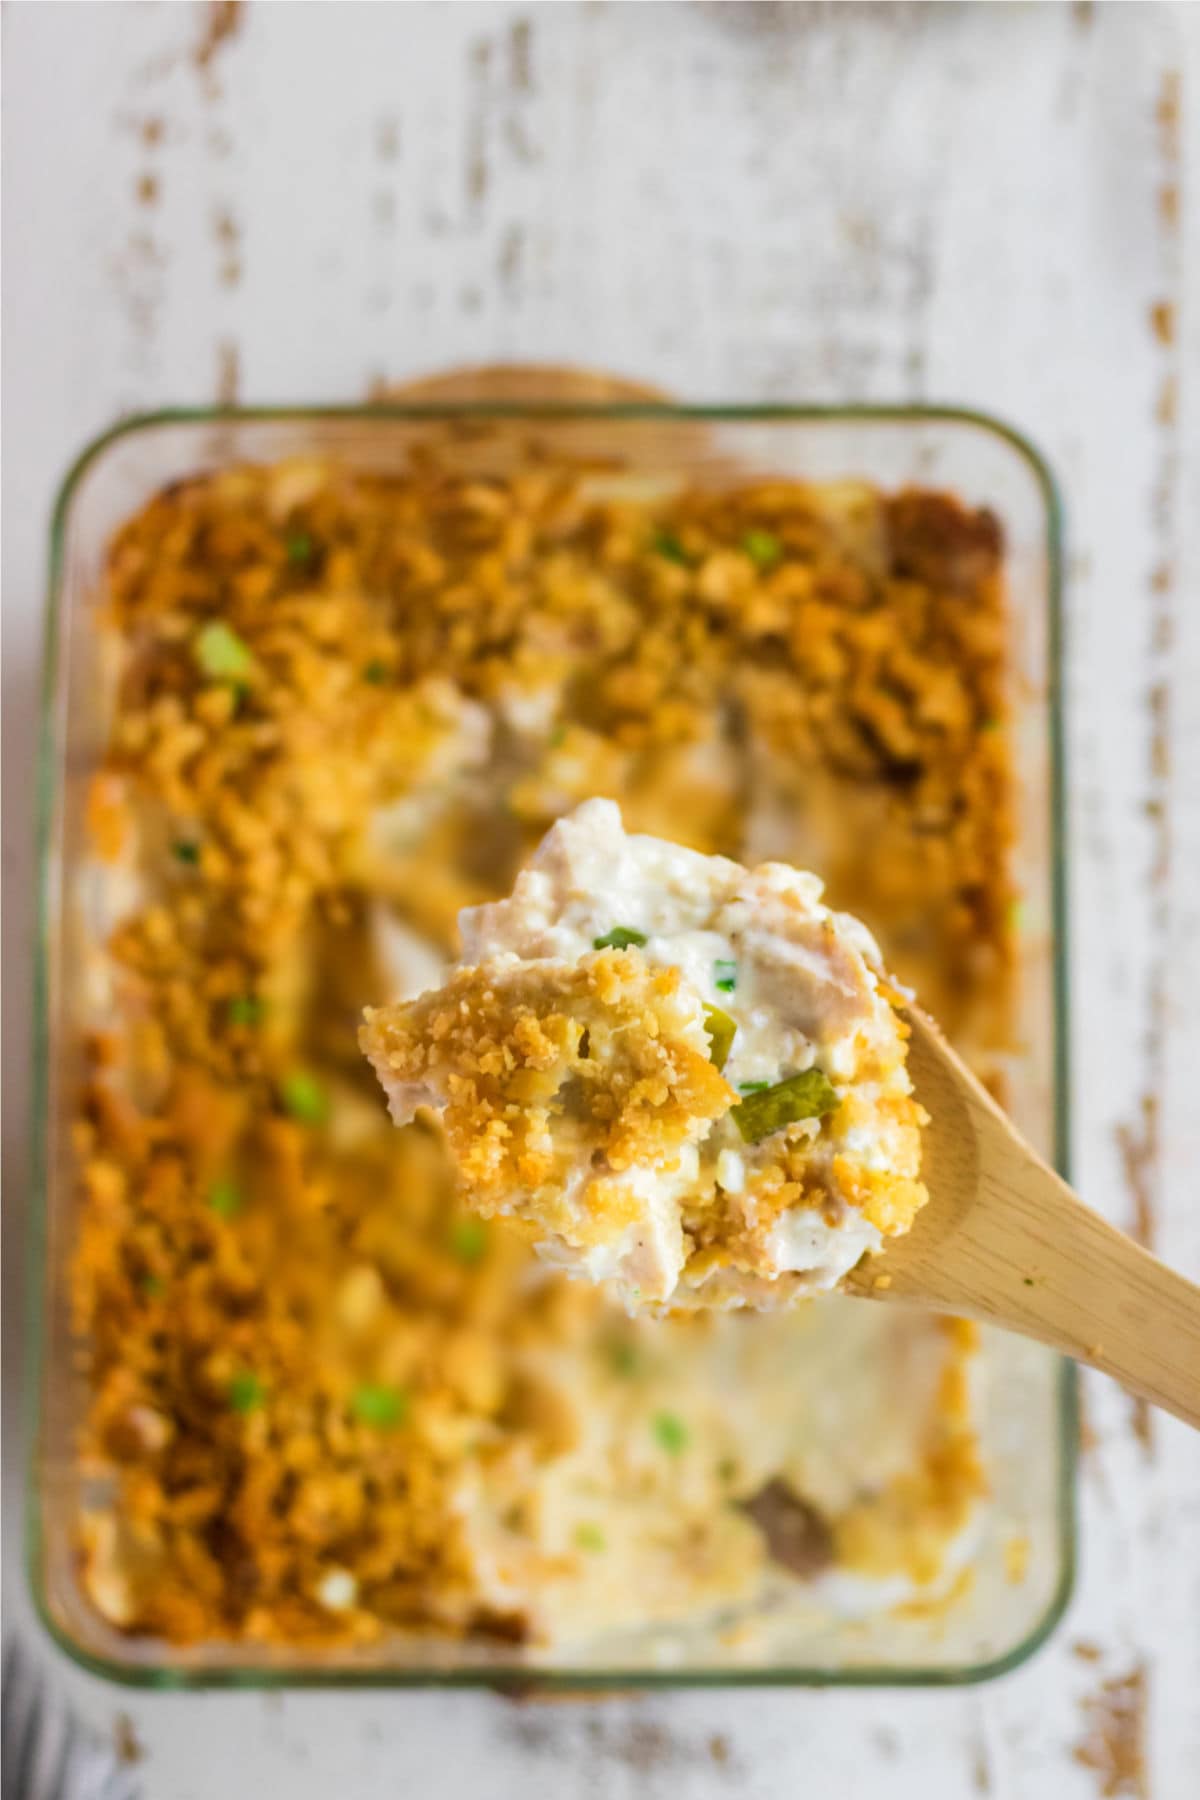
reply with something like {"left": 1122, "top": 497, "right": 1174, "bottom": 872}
{"left": 26, "top": 399, "right": 1075, "bottom": 1690}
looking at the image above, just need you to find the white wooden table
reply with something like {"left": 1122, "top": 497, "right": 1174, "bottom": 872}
{"left": 4, "top": 4, "right": 1198, "bottom": 1795}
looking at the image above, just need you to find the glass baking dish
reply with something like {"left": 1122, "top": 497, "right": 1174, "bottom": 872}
{"left": 28, "top": 401, "right": 1073, "bottom": 1689}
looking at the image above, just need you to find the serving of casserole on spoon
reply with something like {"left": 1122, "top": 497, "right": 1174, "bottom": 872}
{"left": 362, "top": 799, "right": 1200, "bottom": 1427}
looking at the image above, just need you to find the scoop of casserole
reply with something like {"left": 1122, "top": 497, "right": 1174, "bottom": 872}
{"left": 362, "top": 799, "right": 927, "bottom": 1310}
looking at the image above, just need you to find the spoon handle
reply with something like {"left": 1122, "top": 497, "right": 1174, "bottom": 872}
{"left": 896, "top": 1148, "right": 1200, "bottom": 1430}
{"left": 855, "top": 1007, "right": 1200, "bottom": 1429}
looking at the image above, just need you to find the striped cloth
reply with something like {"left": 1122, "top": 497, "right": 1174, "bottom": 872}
{"left": 2, "top": 1638, "right": 140, "bottom": 1800}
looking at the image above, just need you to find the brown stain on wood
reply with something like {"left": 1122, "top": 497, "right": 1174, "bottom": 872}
{"left": 1115, "top": 1094, "right": 1159, "bottom": 1455}
{"left": 1074, "top": 1665, "right": 1148, "bottom": 1799}
{"left": 463, "top": 17, "right": 541, "bottom": 219}
{"left": 1077, "top": 1380, "right": 1100, "bottom": 1460}
{"left": 1156, "top": 68, "right": 1180, "bottom": 158}
{"left": 213, "top": 206, "right": 242, "bottom": 289}
{"left": 1118, "top": 61, "right": 1184, "bottom": 1466}
{"left": 112, "top": 1712, "right": 145, "bottom": 1765}
{"left": 970, "top": 1723, "right": 993, "bottom": 1793}
{"left": 1116, "top": 1096, "right": 1158, "bottom": 1253}
{"left": 194, "top": 1, "right": 245, "bottom": 74}
{"left": 215, "top": 340, "right": 241, "bottom": 407}
{"left": 502, "top": 1710, "right": 742, "bottom": 1778}
{"left": 466, "top": 38, "right": 491, "bottom": 207}
{"left": 510, "top": 17, "right": 534, "bottom": 93}
{"left": 498, "top": 223, "right": 526, "bottom": 293}
{"left": 1155, "top": 373, "right": 1177, "bottom": 428}
{"left": 1148, "top": 299, "right": 1174, "bottom": 345}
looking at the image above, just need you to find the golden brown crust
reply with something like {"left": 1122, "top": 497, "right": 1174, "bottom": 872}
{"left": 70, "top": 453, "right": 1006, "bottom": 1646}
{"left": 361, "top": 951, "right": 733, "bottom": 1213}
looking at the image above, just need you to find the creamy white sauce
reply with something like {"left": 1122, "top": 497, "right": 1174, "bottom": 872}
{"left": 453, "top": 800, "right": 915, "bottom": 1305}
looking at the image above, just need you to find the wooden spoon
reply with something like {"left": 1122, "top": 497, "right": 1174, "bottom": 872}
{"left": 844, "top": 1006, "right": 1200, "bottom": 1429}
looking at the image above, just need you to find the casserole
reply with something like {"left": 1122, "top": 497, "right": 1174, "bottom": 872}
{"left": 29, "top": 399, "right": 1072, "bottom": 1687}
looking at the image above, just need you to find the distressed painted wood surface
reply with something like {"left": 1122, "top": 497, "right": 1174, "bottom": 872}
{"left": 3, "top": 3, "right": 1198, "bottom": 1795}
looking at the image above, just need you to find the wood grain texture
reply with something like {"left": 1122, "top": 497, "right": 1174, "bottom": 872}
{"left": 850, "top": 1009, "right": 1200, "bottom": 1432}
{"left": 3, "top": 3, "right": 1198, "bottom": 1797}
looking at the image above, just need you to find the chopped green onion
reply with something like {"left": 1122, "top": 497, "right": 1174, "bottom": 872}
{"left": 741, "top": 528, "right": 783, "bottom": 569}
{"left": 172, "top": 839, "right": 201, "bottom": 865}
{"left": 703, "top": 1004, "right": 737, "bottom": 1072}
{"left": 651, "top": 527, "right": 691, "bottom": 566}
{"left": 713, "top": 958, "right": 738, "bottom": 994}
{"left": 280, "top": 1071, "right": 328, "bottom": 1124}
{"left": 140, "top": 1274, "right": 166, "bottom": 1299}
{"left": 363, "top": 660, "right": 389, "bottom": 684}
{"left": 608, "top": 1340, "right": 639, "bottom": 1378}
{"left": 286, "top": 532, "right": 315, "bottom": 565}
{"left": 229, "top": 1372, "right": 265, "bottom": 1414}
{"left": 593, "top": 926, "right": 648, "bottom": 951}
{"left": 732, "top": 1069, "right": 839, "bottom": 1143}
{"left": 574, "top": 1523, "right": 607, "bottom": 1553}
{"left": 449, "top": 1216, "right": 488, "bottom": 1265}
{"left": 652, "top": 1411, "right": 689, "bottom": 1454}
{"left": 208, "top": 1177, "right": 242, "bottom": 1219}
{"left": 194, "top": 621, "right": 254, "bottom": 683}
{"left": 980, "top": 715, "right": 1003, "bottom": 733}
{"left": 351, "top": 1383, "right": 409, "bottom": 1428}
{"left": 738, "top": 1080, "right": 770, "bottom": 1094}
{"left": 227, "top": 995, "right": 263, "bottom": 1027}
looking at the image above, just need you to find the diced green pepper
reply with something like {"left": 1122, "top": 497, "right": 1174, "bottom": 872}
{"left": 741, "top": 528, "right": 783, "bottom": 569}
{"left": 351, "top": 1384, "right": 409, "bottom": 1428}
{"left": 713, "top": 958, "right": 737, "bottom": 994}
{"left": 227, "top": 995, "right": 263, "bottom": 1026}
{"left": 449, "top": 1216, "right": 488, "bottom": 1265}
{"left": 194, "top": 621, "right": 255, "bottom": 683}
{"left": 607, "top": 1339, "right": 639, "bottom": 1378}
{"left": 651, "top": 527, "right": 691, "bottom": 566}
{"left": 652, "top": 1411, "right": 689, "bottom": 1454}
{"left": 363, "top": 660, "right": 389, "bottom": 684}
{"left": 228, "top": 1372, "right": 265, "bottom": 1414}
{"left": 738, "top": 1080, "right": 769, "bottom": 1094}
{"left": 280, "top": 1071, "right": 328, "bottom": 1124}
{"left": 286, "top": 532, "right": 315, "bottom": 565}
{"left": 732, "top": 1069, "right": 839, "bottom": 1143}
{"left": 140, "top": 1274, "right": 166, "bottom": 1299}
{"left": 208, "top": 1177, "right": 242, "bottom": 1219}
{"left": 703, "top": 1004, "right": 737, "bottom": 1072}
{"left": 593, "top": 926, "right": 648, "bottom": 950}
{"left": 172, "top": 839, "right": 201, "bottom": 865}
